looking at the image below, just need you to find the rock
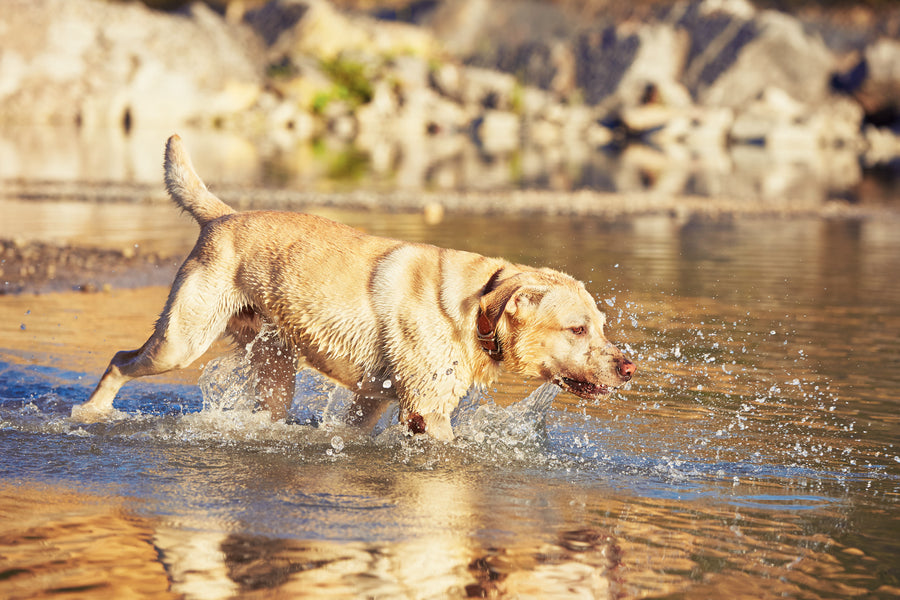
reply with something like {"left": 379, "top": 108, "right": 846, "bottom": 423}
{"left": 807, "top": 96, "right": 865, "bottom": 148}
{"left": 559, "top": 105, "right": 599, "bottom": 143}
{"left": 527, "top": 119, "right": 561, "bottom": 147}
{"left": 0, "top": 0, "right": 264, "bottom": 129}
{"left": 653, "top": 106, "right": 734, "bottom": 149}
{"left": 690, "top": 9, "right": 835, "bottom": 108}
{"left": 730, "top": 87, "right": 863, "bottom": 151}
{"left": 474, "top": 110, "right": 521, "bottom": 155}
{"left": 460, "top": 67, "right": 519, "bottom": 111}
{"left": 621, "top": 105, "right": 679, "bottom": 136}
{"left": 575, "top": 20, "right": 693, "bottom": 108}
{"left": 575, "top": 27, "right": 641, "bottom": 106}
{"left": 267, "top": 57, "right": 333, "bottom": 111}
{"left": 429, "top": 62, "right": 465, "bottom": 102}
{"left": 864, "top": 125, "right": 900, "bottom": 166}
{"left": 833, "top": 37, "right": 900, "bottom": 128}
{"left": 519, "top": 86, "right": 553, "bottom": 118}
{"left": 586, "top": 122, "right": 615, "bottom": 147}
{"left": 246, "top": 0, "right": 437, "bottom": 63}
{"left": 730, "top": 87, "right": 802, "bottom": 144}
{"left": 424, "top": 0, "right": 491, "bottom": 56}
{"left": 612, "top": 24, "right": 692, "bottom": 110}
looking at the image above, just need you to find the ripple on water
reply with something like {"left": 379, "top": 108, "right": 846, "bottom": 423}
{"left": 1, "top": 352, "right": 894, "bottom": 507}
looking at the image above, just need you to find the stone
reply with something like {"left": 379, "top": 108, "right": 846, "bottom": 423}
{"left": 0, "top": 0, "right": 263, "bottom": 129}
{"left": 621, "top": 105, "right": 678, "bottom": 136}
{"left": 474, "top": 110, "right": 521, "bottom": 155}
{"left": 424, "top": 0, "right": 492, "bottom": 56}
{"left": 575, "top": 26, "right": 641, "bottom": 106}
{"left": 460, "top": 67, "right": 519, "bottom": 111}
{"left": 389, "top": 55, "right": 430, "bottom": 92}
{"left": 612, "top": 24, "right": 692, "bottom": 110}
{"left": 864, "top": 125, "right": 900, "bottom": 166}
{"left": 246, "top": 0, "right": 437, "bottom": 63}
{"left": 694, "top": 10, "right": 835, "bottom": 108}
{"left": 429, "top": 62, "right": 464, "bottom": 102}
{"left": 730, "top": 87, "right": 864, "bottom": 151}
{"left": 834, "top": 37, "right": 900, "bottom": 128}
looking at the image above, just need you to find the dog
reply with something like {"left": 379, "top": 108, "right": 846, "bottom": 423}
{"left": 71, "top": 135, "right": 635, "bottom": 440}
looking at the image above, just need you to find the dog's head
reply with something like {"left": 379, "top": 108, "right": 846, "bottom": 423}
{"left": 479, "top": 270, "right": 635, "bottom": 400}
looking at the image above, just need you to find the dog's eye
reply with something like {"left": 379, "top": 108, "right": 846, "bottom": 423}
{"left": 570, "top": 326, "right": 586, "bottom": 336}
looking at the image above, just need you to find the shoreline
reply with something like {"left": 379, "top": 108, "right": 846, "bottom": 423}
{"left": 5, "top": 179, "right": 899, "bottom": 219}
{"left": 3, "top": 187, "right": 898, "bottom": 296}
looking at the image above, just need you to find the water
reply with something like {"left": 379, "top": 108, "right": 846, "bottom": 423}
{"left": 2, "top": 209, "right": 899, "bottom": 598}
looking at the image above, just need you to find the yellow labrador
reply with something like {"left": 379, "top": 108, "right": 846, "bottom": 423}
{"left": 71, "top": 135, "right": 635, "bottom": 440}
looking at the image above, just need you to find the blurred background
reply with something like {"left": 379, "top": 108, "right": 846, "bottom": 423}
{"left": 3, "top": 4, "right": 900, "bottom": 597}
{"left": 2, "top": 0, "right": 900, "bottom": 205}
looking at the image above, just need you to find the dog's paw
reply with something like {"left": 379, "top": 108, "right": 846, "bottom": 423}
{"left": 406, "top": 412, "right": 455, "bottom": 441}
{"left": 70, "top": 403, "right": 121, "bottom": 423}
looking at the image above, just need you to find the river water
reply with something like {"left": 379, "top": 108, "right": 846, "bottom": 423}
{"left": 1, "top": 201, "right": 899, "bottom": 598}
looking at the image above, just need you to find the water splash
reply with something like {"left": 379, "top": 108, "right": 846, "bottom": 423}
{"left": 455, "top": 383, "right": 560, "bottom": 448}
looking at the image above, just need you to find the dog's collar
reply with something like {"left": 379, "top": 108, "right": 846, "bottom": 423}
{"left": 477, "top": 269, "right": 506, "bottom": 361}
{"left": 476, "top": 309, "right": 503, "bottom": 360}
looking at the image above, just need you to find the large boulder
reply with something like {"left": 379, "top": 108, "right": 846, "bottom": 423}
{"left": 245, "top": 0, "right": 438, "bottom": 63}
{"left": 833, "top": 37, "right": 900, "bottom": 129}
{"left": 730, "top": 86, "right": 863, "bottom": 149}
{"left": 676, "top": 1, "right": 836, "bottom": 108}
{"left": 0, "top": 0, "right": 264, "bottom": 129}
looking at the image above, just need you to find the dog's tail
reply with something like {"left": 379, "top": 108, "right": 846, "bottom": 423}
{"left": 164, "top": 134, "right": 235, "bottom": 227}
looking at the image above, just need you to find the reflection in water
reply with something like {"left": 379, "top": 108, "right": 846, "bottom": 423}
{"left": 0, "top": 482, "right": 176, "bottom": 598}
{"left": 1, "top": 213, "right": 899, "bottom": 598}
{"left": 2, "top": 125, "right": 898, "bottom": 204}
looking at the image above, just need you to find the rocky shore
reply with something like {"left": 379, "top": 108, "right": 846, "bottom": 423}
{"left": 2, "top": 0, "right": 900, "bottom": 203}
{"left": 4, "top": 179, "right": 896, "bottom": 295}
{"left": 0, "top": 238, "right": 181, "bottom": 295}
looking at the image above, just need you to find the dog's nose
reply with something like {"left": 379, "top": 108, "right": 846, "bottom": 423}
{"left": 617, "top": 359, "right": 636, "bottom": 381}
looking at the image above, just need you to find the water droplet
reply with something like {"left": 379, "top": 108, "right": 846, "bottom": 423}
{"left": 330, "top": 435, "right": 344, "bottom": 453}
{"left": 382, "top": 379, "right": 392, "bottom": 389}
{"left": 20, "top": 323, "right": 26, "bottom": 330}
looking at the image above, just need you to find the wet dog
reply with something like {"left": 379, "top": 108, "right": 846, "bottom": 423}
{"left": 71, "top": 135, "right": 635, "bottom": 439}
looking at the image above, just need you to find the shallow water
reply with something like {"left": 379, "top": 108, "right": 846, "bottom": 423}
{"left": 2, "top": 209, "right": 900, "bottom": 598}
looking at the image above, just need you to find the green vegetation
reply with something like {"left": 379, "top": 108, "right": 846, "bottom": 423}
{"left": 321, "top": 57, "right": 374, "bottom": 106}
{"left": 312, "top": 139, "right": 371, "bottom": 183}
{"left": 266, "top": 58, "right": 298, "bottom": 80}
{"left": 309, "top": 56, "right": 376, "bottom": 115}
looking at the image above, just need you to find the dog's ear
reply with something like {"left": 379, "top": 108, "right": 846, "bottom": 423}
{"left": 477, "top": 277, "right": 549, "bottom": 360}
{"left": 480, "top": 280, "right": 548, "bottom": 329}
{"left": 506, "top": 285, "right": 548, "bottom": 319}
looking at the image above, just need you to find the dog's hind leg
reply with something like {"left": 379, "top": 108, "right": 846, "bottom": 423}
{"left": 240, "top": 325, "right": 297, "bottom": 421}
{"left": 72, "top": 261, "right": 240, "bottom": 422}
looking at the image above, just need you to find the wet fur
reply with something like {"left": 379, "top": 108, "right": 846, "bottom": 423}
{"left": 71, "top": 135, "right": 635, "bottom": 440}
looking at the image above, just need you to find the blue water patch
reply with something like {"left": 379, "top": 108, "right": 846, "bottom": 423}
{"left": 0, "top": 358, "right": 891, "bottom": 514}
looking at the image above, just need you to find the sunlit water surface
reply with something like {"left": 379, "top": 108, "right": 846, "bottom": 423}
{"left": 2, "top": 209, "right": 899, "bottom": 598}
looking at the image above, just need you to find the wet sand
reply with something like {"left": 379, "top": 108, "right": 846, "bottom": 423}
{"left": 0, "top": 481, "right": 177, "bottom": 599}
{"left": 2, "top": 286, "right": 227, "bottom": 385}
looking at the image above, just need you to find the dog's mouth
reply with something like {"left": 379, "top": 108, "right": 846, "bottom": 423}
{"left": 554, "top": 376, "right": 610, "bottom": 399}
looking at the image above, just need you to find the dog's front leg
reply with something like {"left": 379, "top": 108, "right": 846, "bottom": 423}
{"left": 406, "top": 411, "right": 454, "bottom": 441}
{"left": 345, "top": 395, "right": 392, "bottom": 432}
